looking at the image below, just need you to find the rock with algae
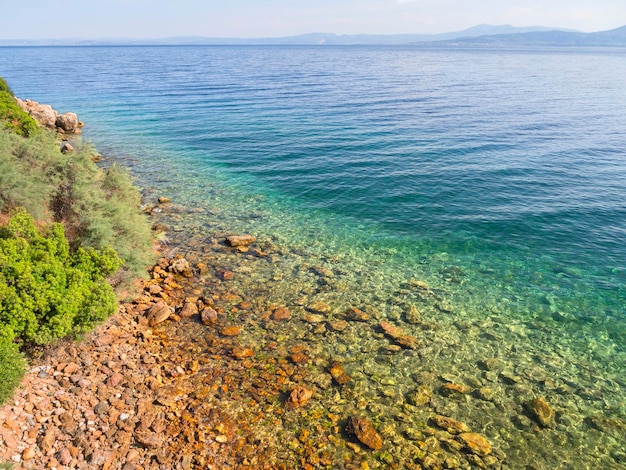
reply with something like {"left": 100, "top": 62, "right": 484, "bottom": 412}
{"left": 526, "top": 397, "right": 556, "bottom": 428}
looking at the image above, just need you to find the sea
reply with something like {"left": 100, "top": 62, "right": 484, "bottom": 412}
{"left": 1, "top": 45, "right": 625, "bottom": 468}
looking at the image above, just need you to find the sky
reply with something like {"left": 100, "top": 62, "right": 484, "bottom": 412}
{"left": 1, "top": 0, "right": 625, "bottom": 40}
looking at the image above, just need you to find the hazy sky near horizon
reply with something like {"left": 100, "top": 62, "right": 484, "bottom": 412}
{"left": 1, "top": 0, "right": 625, "bottom": 39}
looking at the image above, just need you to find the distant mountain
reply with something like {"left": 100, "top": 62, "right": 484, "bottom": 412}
{"left": 424, "top": 25, "right": 626, "bottom": 47}
{"left": 0, "top": 24, "right": 582, "bottom": 47}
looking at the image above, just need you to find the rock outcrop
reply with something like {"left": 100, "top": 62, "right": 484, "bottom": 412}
{"left": 15, "top": 97, "right": 83, "bottom": 134}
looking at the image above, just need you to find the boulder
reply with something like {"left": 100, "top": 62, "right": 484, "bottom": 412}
{"left": 16, "top": 98, "right": 58, "bottom": 128}
{"left": 55, "top": 112, "right": 80, "bottom": 133}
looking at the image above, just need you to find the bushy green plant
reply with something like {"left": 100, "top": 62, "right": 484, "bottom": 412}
{"left": 0, "top": 209, "right": 122, "bottom": 346}
{"left": 0, "top": 77, "right": 13, "bottom": 94}
{"left": 0, "top": 323, "right": 26, "bottom": 405}
{"left": 0, "top": 129, "right": 154, "bottom": 278}
{"left": 0, "top": 91, "right": 39, "bottom": 137}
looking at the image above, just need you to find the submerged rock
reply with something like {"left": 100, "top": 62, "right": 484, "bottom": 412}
{"left": 328, "top": 361, "right": 351, "bottom": 385}
{"left": 225, "top": 234, "right": 256, "bottom": 247}
{"left": 346, "top": 416, "right": 383, "bottom": 450}
{"left": 307, "top": 301, "right": 331, "bottom": 314}
{"left": 526, "top": 397, "right": 556, "bottom": 428}
{"left": 200, "top": 307, "right": 219, "bottom": 325}
{"left": 431, "top": 415, "right": 471, "bottom": 434}
{"left": 285, "top": 386, "right": 314, "bottom": 409}
{"left": 458, "top": 432, "right": 492, "bottom": 456}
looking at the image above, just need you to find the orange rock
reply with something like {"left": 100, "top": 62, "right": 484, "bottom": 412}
{"left": 431, "top": 415, "right": 471, "bottom": 434}
{"left": 220, "top": 326, "right": 242, "bottom": 337}
{"left": 458, "top": 432, "right": 492, "bottom": 456}
{"left": 526, "top": 397, "right": 556, "bottom": 428}
{"left": 225, "top": 234, "right": 256, "bottom": 247}
{"left": 442, "top": 383, "right": 472, "bottom": 395}
{"left": 346, "top": 307, "right": 369, "bottom": 321}
{"left": 286, "top": 386, "right": 314, "bottom": 409}
{"left": 329, "top": 361, "right": 351, "bottom": 385}
{"left": 271, "top": 307, "right": 291, "bottom": 321}
{"left": 231, "top": 347, "right": 254, "bottom": 359}
{"left": 346, "top": 416, "right": 383, "bottom": 450}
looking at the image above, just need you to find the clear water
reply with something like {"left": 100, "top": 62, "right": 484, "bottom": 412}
{"left": 2, "top": 45, "right": 626, "bottom": 468}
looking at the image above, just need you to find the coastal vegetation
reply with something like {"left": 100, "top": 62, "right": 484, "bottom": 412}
{"left": 0, "top": 78, "right": 154, "bottom": 404}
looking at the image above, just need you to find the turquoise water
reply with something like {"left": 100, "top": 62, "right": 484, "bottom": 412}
{"left": 2, "top": 45, "right": 626, "bottom": 467}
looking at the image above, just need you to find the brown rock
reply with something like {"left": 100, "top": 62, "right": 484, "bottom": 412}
{"left": 231, "top": 347, "right": 254, "bottom": 359}
{"left": 22, "top": 447, "right": 36, "bottom": 460}
{"left": 458, "top": 432, "right": 492, "bottom": 456}
{"left": 442, "top": 383, "right": 472, "bottom": 396}
{"left": 158, "top": 196, "right": 171, "bottom": 203}
{"left": 57, "top": 448, "right": 72, "bottom": 466}
{"left": 147, "top": 283, "right": 163, "bottom": 295}
{"left": 200, "top": 307, "right": 219, "bottom": 325}
{"left": 225, "top": 234, "right": 256, "bottom": 247}
{"left": 220, "top": 326, "right": 242, "bottom": 337}
{"left": 286, "top": 386, "right": 314, "bottom": 409}
{"left": 431, "top": 415, "right": 471, "bottom": 434}
{"left": 169, "top": 258, "right": 191, "bottom": 275}
{"left": 329, "top": 361, "right": 351, "bottom": 385}
{"left": 329, "top": 320, "right": 350, "bottom": 332}
{"left": 346, "top": 416, "right": 383, "bottom": 450}
{"left": 379, "top": 321, "right": 419, "bottom": 349}
{"left": 39, "top": 427, "right": 56, "bottom": 453}
{"left": 180, "top": 300, "right": 199, "bottom": 318}
{"left": 526, "top": 397, "right": 556, "bottom": 428}
{"left": 64, "top": 362, "right": 80, "bottom": 375}
{"left": 135, "top": 431, "right": 163, "bottom": 449}
{"left": 307, "top": 301, "right": 331, "bottom": 314}
{"left": 345, "top": 307, "right": 369, "bottom": 321}
{"left": 60, "top": 141, "right": 74, "bottom": 154}
{"left": 147, "top": 301, "right": 171, "bottom": 327}
{"left": 107, "top": 372, "right": 124, "bottom": 387}
{"left": 271, "top": 307, "right": 291, "bottom": 321}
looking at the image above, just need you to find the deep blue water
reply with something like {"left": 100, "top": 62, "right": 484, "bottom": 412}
{"left": 1, "top": 45, "right": 625, "bottom": 335}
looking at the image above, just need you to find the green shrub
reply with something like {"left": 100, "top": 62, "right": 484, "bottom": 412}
{"left": 0, "top": 323, "right": 26, "bottom": 405}
{"left": 0, "top": 209, "right": 122, "bottom": 346}
{"left": 0, "top": 129, "right": 154, "bottom": 279}
{"left": 0, "top": 91, "right": 39, "bottom": 137}
{"left": 0, "top": 77, "right": 13, "bottom": 95}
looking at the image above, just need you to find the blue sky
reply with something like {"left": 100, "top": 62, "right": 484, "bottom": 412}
{"left": 1, "top": 0, "right": 625, "bottom": 39}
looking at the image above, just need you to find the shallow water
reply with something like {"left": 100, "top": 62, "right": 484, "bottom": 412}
{"left": 1, "top": 45, "right": 626, "bottom": 467}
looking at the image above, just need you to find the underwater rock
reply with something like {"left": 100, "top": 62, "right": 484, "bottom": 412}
{"left": 409, "top": 280, "right": 430, "bottom": 290}
{"left": 225, "top": 234, "right": 256, "bottom": 247}
{"left": 526, "top": 397, "right": 556, "bottom": 428}
{"left": 379, "top": 321, "right": 419, "bottom": 349}
{"left": 200, "top": 307, "right": 219, "bottom": 325}
{"left": 147, "top": 301, "right": 171, "bottom": 327}
{"left": 231, "top": 346, "right": 254, "bottom": 359}
{"left": 286, "top": 386, "right": 314, "bottom": 409}
{"left": 405, "top": 304, "right": 421, "bottom": 324}
{"left": 271, "top": 307, "right": 291, "bottom": 321}
{"left": 431, "top": 415, "right": 470, "bottom": 434}
{"left": 169, "top": 257, "right": 192, "bottom": 276}
{"left": 158, "top": 196, "right": 171, "bottom": 204}
{"left": 307, "top": 301, "right": 331, "bottom": 314}
{"left": 328, "top": 361, "right": 351, "bottom": 386}
{"left": 441, "top": 383, "right": 472, "bottom": 396}
{"left": 346, "top": 416, "right": 383, "bottom": 450}
{"left": 345, "top": 307, "right": 369, "bottom": 322}
{"left": 179, "top": 300, "right": 198, "bottom": 318}
{"left": 406, "top": 384, "right": 433, "bottom": 406}
{"left": 220, "top": 326, "right": 242, "bottom": 337}
{"left": 458, "top": 432, "right": 492, "bottom": 456}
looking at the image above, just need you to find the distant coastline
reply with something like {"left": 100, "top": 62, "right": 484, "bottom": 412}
{"left": 2, "top": 24, "right": 626, "bottom": 47}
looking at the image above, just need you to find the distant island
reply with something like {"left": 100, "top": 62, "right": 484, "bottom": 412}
{"left": 2, "top": 24, "right": 626, "bottom": 47}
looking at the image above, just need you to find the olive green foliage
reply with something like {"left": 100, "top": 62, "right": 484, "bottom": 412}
{"left": 0, "top": 79, "right": 39, "bottom": 137}
{"left": 0, "top": 129, "right": 154, "bottom": 278}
